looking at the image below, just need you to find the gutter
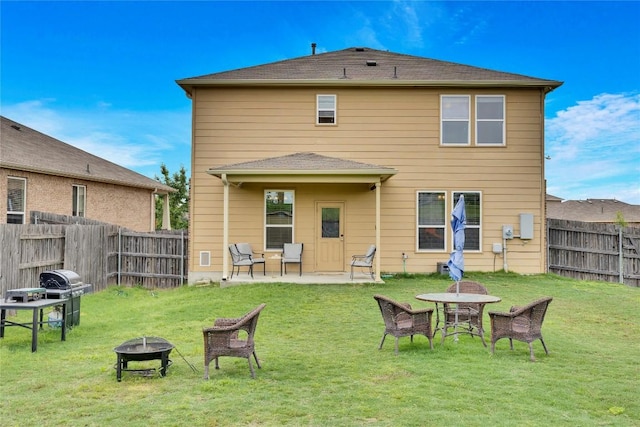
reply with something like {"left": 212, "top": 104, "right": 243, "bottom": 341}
{"left": 177, "top": 78, "right": 564, "bottom": 96}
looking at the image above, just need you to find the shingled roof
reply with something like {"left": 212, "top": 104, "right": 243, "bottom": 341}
{"left": 177, "top": 46, "right": 562, "bottom": 94}
{"left": 547, "top": 197, "right": 640, "bottom": 224}
{"left": 207, "top": 152, "right": 397, "bottom": 184}
{"left": 0, "top": 116, "right": 174, "bottom": 193}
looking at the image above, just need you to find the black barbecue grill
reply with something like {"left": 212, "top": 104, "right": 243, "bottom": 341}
{"left": 39, "top": 270, "right": 92, "bottom": 328}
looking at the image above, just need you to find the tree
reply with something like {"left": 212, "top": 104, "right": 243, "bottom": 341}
{"left": 154, "top": 164, "right": 189, "bottom": 230}
{"left": 615, "top": 211, "right": 628, "bottom": 227}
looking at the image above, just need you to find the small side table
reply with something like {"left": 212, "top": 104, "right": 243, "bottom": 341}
{"left": 268, "top": 254, "right": 282, "bottom": 277}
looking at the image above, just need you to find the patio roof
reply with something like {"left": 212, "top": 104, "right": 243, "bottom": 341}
{"left": 207, "top": 152, "right": 398, "bottom": 185}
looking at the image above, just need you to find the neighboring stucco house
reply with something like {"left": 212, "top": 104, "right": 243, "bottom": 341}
{"left": 1, "top": 116, "right": 174, "bottom": 231}
{"left": 547, "top": 194, "right": 640, "bottom": 226}
{"left": 177, "top": 46, "right": 562, "bottom": 282}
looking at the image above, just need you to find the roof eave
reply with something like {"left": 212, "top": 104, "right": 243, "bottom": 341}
{"left": 1, "top": 163, "right": 176, "bottom": 194}
{"left": 177, "top": 79, "right": 563, "bottom": 96}
{"left": 207, "top": 168, "right": 397, "bottom": 184}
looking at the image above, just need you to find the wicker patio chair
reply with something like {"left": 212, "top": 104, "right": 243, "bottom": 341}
{"left": 235, "top": 243, "right": 266, "bottom": 276}
{"left": 489, "top": 297, "right": 552, "bottom": 361}
{"left": 203, "top": 303, "right": 266, "bottom": 379}
{"left": 350, "top": 245, "right": 376, "bottom": 279}
{"left": 281, "top": 243, "right": 303, "bottom": 276}
{"left": 442, "top": 281, "right": 489, "bottom": 346}
{"left": 374, "top": 294, "right": 434, "bottom": 354}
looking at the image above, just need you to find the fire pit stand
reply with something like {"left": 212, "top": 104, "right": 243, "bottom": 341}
{"left": 114, "top": 336, "right": 174, "bottom": 382}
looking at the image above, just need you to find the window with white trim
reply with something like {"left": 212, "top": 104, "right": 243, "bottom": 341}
{"left": 72, "top": 185, "right": 86, "bottom": 217}
{"left": 265, "top": 190, "right": 294, "bottom": 250}
{"left": 7, "top": 177, "right": 26, "bottom": 224}
{"left": 441, "top": 95, "right": 470, "bottom": 145}
{"left": 453, "top": 191, "right": 481, "bottom": 251}
{"left": 417, "top": 191, "right": 446, "bottom": 251}
{"left": 476, "top": 95, "right": 505, "bottom": 145}
{"left": 317, "top": 94, "right": 336, "bottom": 124}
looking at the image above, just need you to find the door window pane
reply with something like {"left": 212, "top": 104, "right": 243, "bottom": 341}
{"left": 322, "top": 208, "right": 340, "bottom": 238}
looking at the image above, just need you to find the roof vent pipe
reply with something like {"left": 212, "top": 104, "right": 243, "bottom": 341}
{"left": 311, "top": 43, "right": 316, "bottom": 55}
{"left": 393, "top": 66, "right": 398, "bottom": 78}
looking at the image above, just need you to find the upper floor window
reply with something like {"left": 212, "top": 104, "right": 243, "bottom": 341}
{"left": 417, "top": 191, "right": 446, "bottom": 251}
{"left": 441, "top": 95, "right": 505, "bottom": 146}
{"left": 317, "top": 94, "right": 336, "bottom": 125}
{"left": 441, "top": 95, "right": 470, "bottom": 145}
{"left": 72, "top": 185, "right": 86, "bottom": 217}
{"left": 7, "top": 177, "right": 26, "bottom": 224}
{"left": 453, "top": 191, "right": 482, "bottom": 251}
{"left": 476, "top": 95, "right": 505, "bottom": 145}
{"left": 265, "top": 190, "right": 294, "bottom": 250}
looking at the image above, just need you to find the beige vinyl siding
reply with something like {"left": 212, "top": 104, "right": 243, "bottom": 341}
{"left": 189, "top": 86, "right": 546, "bottom": 278}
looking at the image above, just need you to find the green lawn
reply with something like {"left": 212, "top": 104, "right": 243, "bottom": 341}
{"left": 1, "top": 272, "right": 638, "bottom": 426}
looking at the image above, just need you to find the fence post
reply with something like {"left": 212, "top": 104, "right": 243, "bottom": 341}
{"left": 619, "top": 226, "right": 624, "bottom": 284}
{"left": 118, "top": 227, "right": 122, "bottom": 286}
{"left": 181, "top": 230, "right": 185, "bottom": 284}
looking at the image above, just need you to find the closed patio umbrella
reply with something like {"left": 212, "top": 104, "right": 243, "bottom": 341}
{"left": 447, "top": 194, "right": 466, "bottom": 293}
{"left": 447, "top": 195, "right": 466, "bottom": 341}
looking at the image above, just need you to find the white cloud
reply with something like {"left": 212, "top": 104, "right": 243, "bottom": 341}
{"left": 545, "top": 92, "right": 640, "bottom": 204}
{"left": 391, "top": 0, "right": 424, "bottom": 47}
{"left": 1, "top": 99, "right": 191, "bottom": 177}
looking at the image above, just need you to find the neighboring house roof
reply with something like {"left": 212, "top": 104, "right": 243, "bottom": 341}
{"left": 547, "top": 198, "right": 640, "bottom": 224}
{"left": 177, "top": 46, "right": 562, "bottom": 94}
{"left": 207, "top": 152, "right": 397, "bottom": 185}
{"left": 546, "top": 194, "right": 564, "bottom": 203}
{"left": 0, "top": 116, "right": 174, "bottom": 193}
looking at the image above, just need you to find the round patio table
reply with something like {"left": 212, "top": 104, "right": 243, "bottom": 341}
{"left": 415, "top": 293, "right": 501, "bottom": 345}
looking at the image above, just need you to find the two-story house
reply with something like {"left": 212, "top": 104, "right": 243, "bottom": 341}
{"left": 177, "top": 46, "right": 562, "bottom": 282}
{"left": 1, "top": 116, "right": 174, "bottom": 231}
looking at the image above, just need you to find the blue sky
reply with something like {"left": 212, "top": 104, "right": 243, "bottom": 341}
{"left": 1, "top": 1, "right": 639, "bottom": 203}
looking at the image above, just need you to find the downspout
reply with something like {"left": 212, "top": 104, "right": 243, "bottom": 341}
{"left": 540, "top": 88, "right": 547, "bottom": 273}
{"left": 151, "top": 189, "right": 157, "bottom": 231}
{"left": 162, "top": 193, "right": 171, "bottom": 230}
{"left": 222, "top": 174, "right": 230, "bottom": 280}
{"left": 375, "top": 181, "right": 381, "bottom": 282}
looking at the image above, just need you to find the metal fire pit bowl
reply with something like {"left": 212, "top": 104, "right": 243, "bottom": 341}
{"left": 114, "top": 336, "right": 174, "bottom": 382}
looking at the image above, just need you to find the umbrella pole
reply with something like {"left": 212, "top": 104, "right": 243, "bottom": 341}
{"left": 454, "top": 280, "right": 460, "bottom": 342}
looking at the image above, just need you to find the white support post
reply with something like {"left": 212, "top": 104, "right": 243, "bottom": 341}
{"left": 222, "top": 174, "right": 230, "bottom": 280}
{"left": 375, "top": 181, "right": 381, "bottom": 282}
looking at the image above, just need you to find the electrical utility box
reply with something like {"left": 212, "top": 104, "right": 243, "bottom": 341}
{"left": 502, "top": 225, "right": 514, "bottom": 239}
{"left": 520, "top": 213, "right": 534, "bottom": 240}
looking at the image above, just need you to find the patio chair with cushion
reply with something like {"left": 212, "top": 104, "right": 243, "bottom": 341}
{"left": 374, "top": 294, "right": 434, "bottom": 354}
{"left": 442, "top": 281, "right": 489, "bottom": 346}
{"left": 203, "top": 303, "right": 266, "bottom": 379}
{"left": 489, "top": 297, "right": 552, "bottom": 361}
{"left": 281, "top": 243, "right": 303, "bottom": 276}
{"left": 229, "top": 244, "right": 256, "bottom": 278}
{"left": 235, "top": 243, "right": 266, "bottom": 276}
{"left": 350, "top": 245, "right": 376, "bottom": 279}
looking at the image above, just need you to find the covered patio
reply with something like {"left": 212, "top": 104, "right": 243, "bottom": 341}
{"left": 207, "top": 153, "right": 397, "bottom": 282}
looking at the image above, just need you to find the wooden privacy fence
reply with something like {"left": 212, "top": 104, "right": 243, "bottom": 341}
{"left": 0, "top": 224, "right": 188, "bottom": 297}
{"left": 547, "top": 219, "right": 640, "bottom": 287}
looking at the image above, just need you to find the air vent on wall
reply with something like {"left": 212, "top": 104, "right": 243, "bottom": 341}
{"left": 200, "top": 251, "right": 211, "bottom": 267}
